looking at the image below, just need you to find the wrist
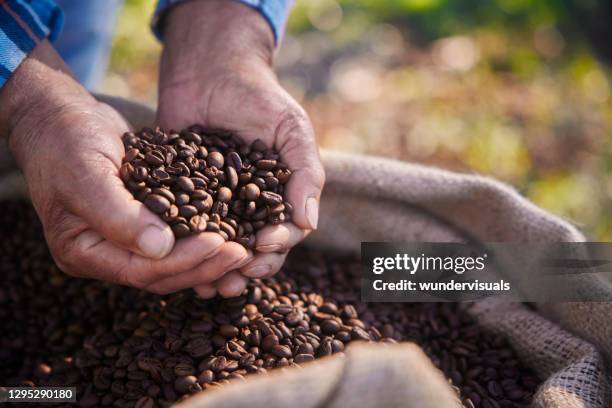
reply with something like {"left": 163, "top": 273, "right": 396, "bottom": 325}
{"left": 0, "top": 41, "right": 94, "bottom": 167}
{"left": 160, "top": 0, "right": 275, "bottom": 90}
{"left": 0, "top": 41, "right": 90, "bottom": 135}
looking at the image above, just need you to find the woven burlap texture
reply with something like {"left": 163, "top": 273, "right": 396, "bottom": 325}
{"left": 179, "top": 342, "right": 458, "bottom": 408}
{"left": 0, "top": 97, "right": 609, "bottom": 407}
{"left": 315, "top": 150, "right": 611, "bottom": 408}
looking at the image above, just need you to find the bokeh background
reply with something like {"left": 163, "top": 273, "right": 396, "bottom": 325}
{"left": 102, "top": 0, "right": 612, "bottom": 240}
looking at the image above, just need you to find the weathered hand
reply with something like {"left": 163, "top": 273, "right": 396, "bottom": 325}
{"left": 158, "top": 1, "right": 325, "bottom": 297}
{"left": 0, "top": 41, "right": 252, "bottom": 293}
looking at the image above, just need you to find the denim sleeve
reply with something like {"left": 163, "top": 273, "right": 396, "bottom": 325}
{"left": 0, "top": 0, "right": 64, "bottom": 88}
{"left": 153, "top": 0, "right": 293, "bottom": 44}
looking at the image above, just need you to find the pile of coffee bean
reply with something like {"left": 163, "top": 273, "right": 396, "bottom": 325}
{"left": 0, "top": 201, "right": 538, "bottom": 408}
{"left": 120, "top": 126, "right": 292, "bottom": 248}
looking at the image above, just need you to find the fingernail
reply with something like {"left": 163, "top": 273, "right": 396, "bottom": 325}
{"left": 256, "top": 244, "right": 283, "bottom": 253}
{"left": 243, "top": 264, "right": 272, "bottom": 277}
{"left": 306, "top": 197, "right": 319, "bottom": 229}
{"left": 138, "top": 225, "right": 173, "bottom": 259}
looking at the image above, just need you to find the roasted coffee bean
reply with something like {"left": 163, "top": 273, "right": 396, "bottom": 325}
{"left": 191, "top": 189, "right": 209, "bottom": 201}
{"left": 256, "top": 159, "right": 277, "bottom": 170}
{"left": 285, "top": 311, "right": 303, "bottom": 326}
{"left": 320, "top": 303, "right": 339, "bottom": 315}
{"left": 189, "top": 215, "right": 208, "bottom": 233}
{"left": 225, "top": 166, "right": 238, "bottom": 190}
{"left": 271, "top": 345, "right": 293, "bottom": 359}
{"left": 276, "top": 169, "right": 291, "bottom": 184}
{"left": 191, "top": 177, "right": 207, "bottom": 189}
{"left": 198, "top": 370, "right": 215, "bottom": 384}
{"left": 226, "top": 152, "right": 243, "bottom": 170}
{"left": 252, "top": 177, "right": 266, "bottom": 190}
{"left": 217, "top": 187, "right": 232, "bottom": 203}
{"left": 219, "top": 222, "right": 236, "bottom": 241}
{"left": 144, "top": 194, "right": 171, "bottom": 214}
{"left": 294, "top": 354, "right": 314, "bottom": 364}
{"left": 179, "top": 205, "right": 198, "bottom": 219}
{"left": 144, "top": 151, "right": 165, "bottom": 166}
{"left": 321, "top": 319, "right": 341, "bottom": 334}
{"left": 219, "top": 324, "right": 239, "bottom": 339}
{"left": 175, "top": 192, "right": 190, "bottom": 206}
{"left": 174, "top": 363, "right": 195, "bottom": 377}
{"left": 210, "top": 356, "right": 228, "bottom": 373}
{"left": 238, "top": 172, "right": 252, "bottom": 185}
{"left": 176, "top": 176, "right": 195, "bottom": 194}
{"left": 350, "top": 326, "right": 371, "bottom": 341}
{"left": 275, "top": 304, "right": 293, "bottom": 315}
{"left": 317, "top": 339, "right": 333, "bottom": 356}
{"left": 133, "top": 166, "right": 149, "bottom": 182}
{"left": 206, "top": 221, "right": 220, "bottom": 233}
{"left": 121, "top": 127, "right": 291, "bottom": 247}
{"left": 207, "top": 152, "right": 225, "bottom": 169}
{"left": 174, "top": 375, "right": 197, "bottom": 394}
{"left": 134, "top": 396, "right": 154, "bottom": 408}
{"left": 261, "top": 334, "right": 279, "bottom": 351}
{"left": 153, "top": 188, "right": 175, "bottom": 204}
{"left": 260, "top": 191, "right": 283, "bottom": 205}
{"left": 124, "top": 148, "right": 140, "bottom": 163}
{"left": 185, "top": 132, "right": 202, "bottom": 145}
{"left": 1, "top": 208, "right": 537, "bottom": 407}
{"left": 297, "top": 343, "right": 314, "bottom": 356}
{"left": 172, "top": 223, "right": 191, "bottom": 238}
{"left": 244, "top": 183, "right": 260, "bottom": 201}
{"left": 151, "top": 169, "right": 171, "bottom": 183}
{"left": 135, "top": 187, "right": 152, "bottom": 202}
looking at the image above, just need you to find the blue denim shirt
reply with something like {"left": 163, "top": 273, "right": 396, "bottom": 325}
{"left": 0, "top": 0, "right": 293, "bottom": 89}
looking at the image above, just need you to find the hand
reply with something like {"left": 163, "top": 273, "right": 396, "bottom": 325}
{"left": 158, "top": 0, "right": 325, "bottom": 297}
{"left": 0, "top": 41, "right": 252, "bottom": 292}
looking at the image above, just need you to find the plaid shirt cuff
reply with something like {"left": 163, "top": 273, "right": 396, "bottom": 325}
{"left": 0, "top": 0, "right": 64, "bottom": 88}
{"left": 153, "top": 0, "right": 292, "bottom": 44}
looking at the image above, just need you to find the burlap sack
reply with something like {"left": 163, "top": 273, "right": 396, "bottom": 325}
{"left": 0, "top": 97, "right": 610, "bottom": 407}
{"left": 178, "top": 342, "right": 458, "bottom": 408}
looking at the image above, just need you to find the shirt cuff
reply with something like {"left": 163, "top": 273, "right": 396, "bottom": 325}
{"left": 0, "top": 0, "right": 64, "bottom": 87}
{"left": 152, "top": 0, "right": 292, "bottom": 44}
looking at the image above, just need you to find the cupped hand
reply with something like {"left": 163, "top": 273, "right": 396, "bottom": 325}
{"left": 1, "top": 41, "right": 252, "bottom": 293}
{"left": 157, "top": 0, "right": 325, "bottom": 297}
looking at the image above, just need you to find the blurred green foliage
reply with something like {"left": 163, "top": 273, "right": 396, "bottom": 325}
{"left": 290, "top": 0, "right": 572, "bottom": 37}
{"left": 110, "top": 0, "right": 159, "bottom": 71}
{"left": 106, "top": 0, "right": 612, "bottom": 240}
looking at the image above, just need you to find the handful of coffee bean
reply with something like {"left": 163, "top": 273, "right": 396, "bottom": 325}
{"left": 120, "top": 126, "right": 292, "bottom": 248}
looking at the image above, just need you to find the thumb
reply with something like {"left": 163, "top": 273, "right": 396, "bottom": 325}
{"left": 276, "top": 110, "right": 325, "bottom": 230}
{"left": 68, "top": 160, "right": 175, "bottom": 259}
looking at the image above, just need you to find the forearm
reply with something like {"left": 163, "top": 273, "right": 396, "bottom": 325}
{"left": 160, "top": 0, "right": 275, "bottom": 90}
{"left": 0, "top": 0, "right": 70, "bottom": 138}
{"left": 0, "top": 41, "right": 93, "bottom": 168}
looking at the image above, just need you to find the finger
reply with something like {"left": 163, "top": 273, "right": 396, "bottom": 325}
{"left": 255, "top": 223, "right": 310, "bottom": 253}
{"left": 274, "top": 108, "right": 325, "bottom": 230}
{"left": 215, "top": 271, "right": 249, "bottom": 298}
{"left": 51, "top": 218, "right": 225, "bottom": 287}
{"left": 144, "top": 243, "right": 252, "bottom": 294}
{"left": 63, "top": 147, "right": 176, "bottom": 261}
{"left": 194, "top": 284, "right": 217, "bottom": 299}
{"left": 240, "top": 252, "right": 288, "bottom": 278}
